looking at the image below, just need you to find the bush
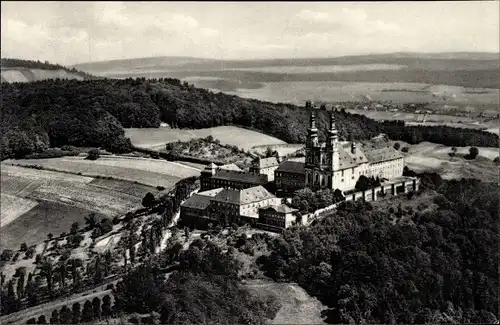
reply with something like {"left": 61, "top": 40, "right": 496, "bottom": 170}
{"left": 156, "top": 186, "right": 165, "bottom": 191}
{"left": 465, "top": 146, "right": 479, "bottom": 160}
{"left": 100, "top": 218, "right": 114, "bottom": 234}
{"left": 24, "top": 148, "right": 64, "bottom": 159}
{"left": 393, "top": 142, "right": 401, "bottom": 150}
{"left": 60, "top": 249, "right": 72, "bottom": 261}
{"left": 0, "top": 249, "right": 14, "bottom": 262}
{"left": 86, "top": 148, "right": 100, "bottom": 160}
{"left": 401, "top": 147, "right": 409, "bottom": 153}
{"left": 25, "top": 246, "right": 36, "bottom": 259}
{"left": 494, "top": 156, "right": 499, "bottom": 164}
{"left": 142, "top": 192, "right": 156, "bottom": 208}
{"left": 20, "top": 243, "right": 28, "bottom": 251}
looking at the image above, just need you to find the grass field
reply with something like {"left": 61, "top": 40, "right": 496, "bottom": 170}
{"left": 0, "top": 193, "right": 39, "bottom": 229}
{"left": 125, "top": 126, "right": 287, "bottom": 151}
{"left": 5, "top": 155, "right": 201, "bottom": 188}
{"left": 245, "top": 279, "right": 327, "bottom": 324}
{"left": 0, "top": 200, "right": 106, "bottom": 250}
{"left": 394, "top": 141, "right": 499, "bottom": 182}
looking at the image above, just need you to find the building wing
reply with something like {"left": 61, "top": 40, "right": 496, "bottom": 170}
{"left": 276, "top": 161, "right": 305, "bottom": 174}
{"left": 211, "top": 169, "right": 268, "bottom": 184}
{"left": 364, "top": 147, "right": 404, "bottom": 164}
{"left": 181, "top": 194, "right": 214, "bottom": 210}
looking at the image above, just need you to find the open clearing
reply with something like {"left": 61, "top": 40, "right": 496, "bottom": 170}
{"left": 5, "top": 155, "right": 201, "bottom": 188}
{"left": 394, "top": 141, "right": 499, "bottom": 182}
{"left": 245, "top": 279, "right": 327, "bottom": 324}
{"left": 125, "top": 125, "right": 287, "bottom": 151}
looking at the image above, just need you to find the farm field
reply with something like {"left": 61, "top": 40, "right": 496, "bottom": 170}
{"left": 5, "top": 155, "right": 201, "bottom": 188}
{"left": 224, "top": 81, "right": 499, "bottom": 108}
{"left": 0, "top": 200, "right": 106, "bottom": 250}
{"left": 174, "top": 161, "right": 207, "bottom": 170}
{"left": 0, "top": 163, "right": 168, "bottom": 250}
{"left": 125, "top": 126, "right": 287, "bottom": 151}
{"left": 0, "top": 193, "right": 39, "bottom": 229}
{"left": 394, "top": 141, "right": 499, "bottom": 182}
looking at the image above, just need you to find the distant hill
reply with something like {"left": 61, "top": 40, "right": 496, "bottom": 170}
{"left": 72, "top": 52, "right": 499, "bottom": 89}
{"left": 1, "top": 58, "right": 98, "bottom": 83}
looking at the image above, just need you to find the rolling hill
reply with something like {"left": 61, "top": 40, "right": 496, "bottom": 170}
{"left": 2, "top": 75, "right": 498, "bottom": 162}
{"left": 1, "top": 58, "right": 97, "bottom": 83}
{"left": 72, "top": 52, "right": 500, "bottom": 89}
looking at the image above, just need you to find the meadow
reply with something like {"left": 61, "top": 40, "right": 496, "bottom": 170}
{"left": 393, "top": 141, "right": 499, "bottom": 182}
{"left": 245, "top": 279, "right": 327, "bottom": 325}
{"left": 6, "top": 155, "right": 201, "bottom": 188}
{"left": 0, "top": 160, "right": 183, "bottom": 250}
{"left": 125, "top": 125, "right": 287, "bottom": 151}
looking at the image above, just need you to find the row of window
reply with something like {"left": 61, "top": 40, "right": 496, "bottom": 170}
{"left": 260, "top": 218, "right": 285, "bottom": 227}
{"left": 275, "top": 172, "right": 302, "bottom": 179}
{"left": 260, "top": 212, "right": 286, "bottom": 220}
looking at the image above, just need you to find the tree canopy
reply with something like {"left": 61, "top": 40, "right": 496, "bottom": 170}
{"left": 258, "top": 175, "right": 499, "bottom": 324}
{"left": 2, "top": 77, "right": 497, "bottom": 160}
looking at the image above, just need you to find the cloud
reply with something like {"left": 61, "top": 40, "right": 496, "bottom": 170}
{"left": 200, "top": 28, "right": 219, "bottom": 38}
{"left": 1, "top": 2, "right": 497, "bottom": 64}
{"left": 297, "top": 8, "right": 401, "bottom": 35}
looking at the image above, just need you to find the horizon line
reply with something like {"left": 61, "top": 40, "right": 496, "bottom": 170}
{"left": 69, "top": 50, "right": 500, "bottom": 67}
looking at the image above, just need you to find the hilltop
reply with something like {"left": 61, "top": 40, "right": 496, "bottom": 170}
{"left": 1, "top": 58, "right": 98, "bottom": 83}
{"left": 1, "top": 76, "right": 498, "bottom": 160}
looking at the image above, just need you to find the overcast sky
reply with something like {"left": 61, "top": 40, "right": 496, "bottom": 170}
{"left": 1, "top": 1, "right": 499, "bottom": 65}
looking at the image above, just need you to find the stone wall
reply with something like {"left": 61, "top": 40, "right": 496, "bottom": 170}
{"left": 304, "top": 177, "right": 420, "bottom": 225}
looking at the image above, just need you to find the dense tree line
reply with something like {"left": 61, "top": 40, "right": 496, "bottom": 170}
{"left": 257, "top": 175, "right": 499, "bottom": 323}
{"left": 113, "top": 240, "right": 281, "bottom": 324}
{"left": 2, "top": 77, "right": 497, "bottom": 160}
{"left": 25, "top": 295, "right": 113, "bottom": 324}
{"left": 381, "top": 120, "right": 499, "bottom": 147}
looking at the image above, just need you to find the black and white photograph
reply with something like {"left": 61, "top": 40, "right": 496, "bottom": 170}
{"left": 0, "top": 1, "right": 499, "bottom": 324}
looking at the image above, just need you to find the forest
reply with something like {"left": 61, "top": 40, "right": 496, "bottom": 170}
{"left": 256, "top": 173, "right": 499, "bottom": 323}
{"left": 1, "top": 77, "right": 498, "bottom": 160}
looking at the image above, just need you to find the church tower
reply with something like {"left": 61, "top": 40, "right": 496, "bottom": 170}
{"left": 306, "top": 109, "right": 319, "bottom": 148}
{"left": 327, "top": 111, "right": 340, "bottom": 171}
{"left": 305, "top": 108, "right": 319, "bottom": 188}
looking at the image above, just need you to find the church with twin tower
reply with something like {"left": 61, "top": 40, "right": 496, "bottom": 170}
{"left": 304, "top": 109, "right": 404, "bottom": 192}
